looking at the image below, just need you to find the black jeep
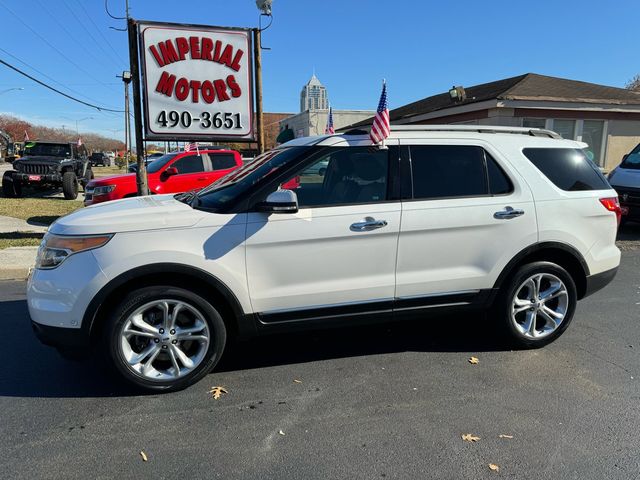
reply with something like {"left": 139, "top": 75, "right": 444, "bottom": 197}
{"left": 2, "top": 141, "right": 93, "bottom": 200}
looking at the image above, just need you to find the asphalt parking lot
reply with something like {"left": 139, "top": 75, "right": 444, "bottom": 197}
{"left": 0, "top": 245, "right": 638, "bottom": 479}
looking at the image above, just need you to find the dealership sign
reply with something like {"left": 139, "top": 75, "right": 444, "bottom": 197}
{"left": 139, "top": 22, "right": 254, "bottom": 141}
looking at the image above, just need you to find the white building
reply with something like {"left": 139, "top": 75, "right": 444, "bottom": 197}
{"left": 300, "top": 74, "right": 329, "bottom": 112}
{"left": 280, "top": 109, "right": 375, "bottom": 138}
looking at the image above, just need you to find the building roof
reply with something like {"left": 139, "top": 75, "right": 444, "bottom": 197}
{"left": 305, "top": 73, "right": 323, "bottom": 87}
{"left": 347, "top": 73, "right": 640, "bottom": 128}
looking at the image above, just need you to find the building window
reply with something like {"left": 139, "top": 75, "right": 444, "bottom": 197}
{"left": 553, "top": 119, "right": 576, "bottom": 139}
{"left": 581, "top": 120, "right": 605, "bottom": 166}
{"left": 522, "top": 118, "right": 546, "bottom": 129}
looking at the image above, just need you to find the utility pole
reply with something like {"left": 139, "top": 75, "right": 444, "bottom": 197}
{"left": 117, "top": 71, "right": 132, "bottom": 167}
{"left": 127, "top": 17, "right": 148, "bottom": 196}
{"left": 253, "top": 28, "right": 264, "bottom": 154}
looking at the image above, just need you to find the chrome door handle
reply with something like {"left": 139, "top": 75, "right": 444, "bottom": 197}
{"left": 350, "top": 217, "right": 388, "bottom": 231}
{"left": 494, "top": 207, "right": 525, "bottom": 219}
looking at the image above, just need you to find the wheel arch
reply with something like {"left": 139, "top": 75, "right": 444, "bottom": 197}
{"left": 83, "top": 263, "right": 255, "bottom": 344}
{"left": 493, "top": 242, "right": 589, "bottom": 300}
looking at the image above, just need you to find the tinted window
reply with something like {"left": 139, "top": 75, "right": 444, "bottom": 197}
{"left": 523, "top": 148, "right": 609, "bottom": 191}
{"left": 147, "top": 153, "right": 178, "bottom": 173}
{"left": 212, "top": 154, "right": 237, "bottom": 170}
{"left": 172, "top": 155, "right": 204, "bottom": 174}
{"left": 621, "top": 152, "right": 640, "bottom": 170}
{"left": 281, "top": 147, "right": 389, "bottom": 208}
{"left": 410, "top": 145, "right": 487, "bottom": 199}
{"left": 486, "top": 154, "right": 513, "bottom": 194}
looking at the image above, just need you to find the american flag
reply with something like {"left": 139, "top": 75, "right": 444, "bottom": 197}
{"left": 23, "top": 130, "right": 29, "bottom": 142}
{"left": 77, "top": 137, "right": 82, "bottom": 146}
{"left": 325, "top": 106, "right": 335, "bottom": 134}
{"left": 370, "top": 80, "right": 390, "bottom": 145}
{"left": 184, "top": 142, "right": 199, "bottom": 152}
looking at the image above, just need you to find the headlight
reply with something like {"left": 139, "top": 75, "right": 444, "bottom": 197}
{"left": 93, "top": 185, "right": 116, "bottom": 195}
{"left": 35, "top": 233, "right": 113, "bottom": 269}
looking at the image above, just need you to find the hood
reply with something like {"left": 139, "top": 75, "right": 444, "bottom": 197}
{"left": 14, "top": 155, "right": 69, "bottom": 164}
{"left": 609, "top": 167, "right": 640, "bottom": 189}
{"left": 49, "top": 194, "right": 207, "bottom": 235}
{"left": 90, "top": 173, "right": 137, "bottom": 185}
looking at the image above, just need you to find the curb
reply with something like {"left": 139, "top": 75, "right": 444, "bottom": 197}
{"left": 0, "top": 267, "right": 31, "bottom": 281}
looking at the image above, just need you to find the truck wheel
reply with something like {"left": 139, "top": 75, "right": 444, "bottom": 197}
{"left": 2, "top": 171, "right": 22, "bottom": 198}
{"left": 62, "top": 171, "right": 79, "bottom": 200}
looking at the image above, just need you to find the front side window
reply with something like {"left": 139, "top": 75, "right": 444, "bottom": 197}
{"left": 280, "top": 147, "right": 389, "bottom": 208}
{"left": 409, "top": 145, "right": 487, "bottom": 199}
{"left": 172, "top": 155, "right": 204, "bottom": 174}
{"left": 523, "top": 148, "right": 609, "bottom": 191}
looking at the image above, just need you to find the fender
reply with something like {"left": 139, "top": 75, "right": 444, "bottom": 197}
{"left": 81, "top": 262, "right": 256, "bottom": 341}
{"left": 492, "top": 241, "right": 589, "bottom": 297}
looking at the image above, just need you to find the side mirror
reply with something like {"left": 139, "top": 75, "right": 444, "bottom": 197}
{"left": 164, "top": 166, "right": 179, "bottom": 176}
{"left": 257, "top": 189, "right": 298, "bottom": 214}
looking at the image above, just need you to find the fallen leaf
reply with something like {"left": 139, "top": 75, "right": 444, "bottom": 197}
{"left": 208, "top": 386, "right": 228, "bottom": 399}
{"left": 461, "top": 433, "right": 481, "bottom": 442}
{"left": 498, "top": 434, "right": 514, "bottom": 439}
{"left": 489, "top": 463, "right": 500, "bottom": 472}
{"left": 278, "top": 430, "right": 285, "bottom": 436}
{"left": 140, "top": 451, "right": 148, "bottom": 462}
{"left": 293, "top": 379, "right": 302, "bottom": 384}
{"left": 468, "top": 357, "right": 479, "bottom": 364}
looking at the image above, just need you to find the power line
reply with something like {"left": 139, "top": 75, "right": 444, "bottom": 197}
{"left": 74, "top": 0, "right": 127, "bottom": 67}
{"left": 105, "top": 0, "right": 126, "bottom": 20}
{"left": 0, "top": 47, "right": 116, "bottom": 107}
{"left": 33, "top": 0, "right": 123, "bottom": 73}
{"left": 0, "top": 57, "right": 124, "bottom": 113}
{"left": 0, "top": 1, "right": 121, "bottom": 95}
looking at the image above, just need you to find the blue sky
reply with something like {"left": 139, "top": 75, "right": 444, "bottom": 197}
{"left": 0, "top": 0, "right": 638, "bottom": 139}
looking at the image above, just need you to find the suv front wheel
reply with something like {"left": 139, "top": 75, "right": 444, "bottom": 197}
{"left": 496, "top": 261, "right": 577, "bottom": 348}
{"left": 105, "top": 286, "right": 227, "bottom": 391}
{"left": 2, "top": 171, "right": 22, "bottom": 198}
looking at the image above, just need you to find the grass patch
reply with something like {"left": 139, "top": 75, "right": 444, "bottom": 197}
{"left": 0, "top": 197, "right": 83, "bottom": 225}
{"left": 94, "top": 165, "right": 127, "bottom": 177}
{"left": 0, "top": 232, "right": 44, "bottom": 249}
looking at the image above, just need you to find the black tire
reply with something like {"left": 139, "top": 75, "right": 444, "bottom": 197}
{"left": 494, "top": 261, "right": 577, "bottom": 348}
{"left": 62, "top": 171, "right": 79, "bottom": 199}
{"left": 104, "top": 286, "right": 227, "bottom": 392}
{"left": 2, "top": 171, "right": 22, "bottom": 198}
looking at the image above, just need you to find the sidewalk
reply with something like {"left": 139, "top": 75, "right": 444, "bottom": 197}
{"left": 0, "top": 215, "right": 46, "bottom": 280}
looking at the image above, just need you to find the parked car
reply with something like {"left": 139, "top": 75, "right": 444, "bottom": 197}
{"left": 90, "top": 152, "right": 109, "bottom": 167}
{"left": 28, "top": 125, "right": 620, "bottom": 392}
{"left": 127, "top": 159, "right": 153, "bottom": 173}
{"left": 84, "top": 149, "right": 242, "bottom": 206}
{"left": 607, "top": 143, "right": 640, "bottom": 225}
{"left": 2, "top": 141, "right": 92, "bottom": 200}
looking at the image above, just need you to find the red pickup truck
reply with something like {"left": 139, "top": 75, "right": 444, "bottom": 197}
{"left": 84, "top": 149, "right": 242, "bottom": 206}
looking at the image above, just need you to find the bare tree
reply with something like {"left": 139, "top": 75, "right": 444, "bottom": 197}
{"left": 625, "top": 74, "right": 640, "bottom": 91}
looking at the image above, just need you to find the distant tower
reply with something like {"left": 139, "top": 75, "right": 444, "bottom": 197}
{"left": 300, "top": 73, "right": 328, "bottom": 112}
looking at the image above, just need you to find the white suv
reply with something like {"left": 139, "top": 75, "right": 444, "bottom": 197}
{"left": 28, "top": 126, "right": 621, "bottom": 391}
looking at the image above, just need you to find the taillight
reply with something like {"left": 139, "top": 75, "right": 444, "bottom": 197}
{"left": 599, "top": 197, "right": 621, "bottom": 225}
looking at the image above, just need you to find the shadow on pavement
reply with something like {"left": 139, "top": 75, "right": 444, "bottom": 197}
{"left": 0, "top": 295, "right": 508, "bottom": 398}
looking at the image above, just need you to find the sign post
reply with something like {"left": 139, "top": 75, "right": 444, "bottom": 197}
{"left": 128, "top": 18, "right": 148, "bottom": 196}
{"left": 253, "top": 28, "right": 264, "bottom": 154}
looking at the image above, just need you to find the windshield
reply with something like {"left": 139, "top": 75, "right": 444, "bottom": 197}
{"left": 194, "top": 147, "right": 306, "bottom": 210}
{"left": 146, "top": 153, "right": 178, "bottom": 173}
{"left": 23, "top": 142, "right": 70, "bottom": 157}
{"left": 621, "top": 152, "right": 640, "bottom": 170}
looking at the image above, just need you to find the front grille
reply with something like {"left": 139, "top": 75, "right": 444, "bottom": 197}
{"left": 18, "top": 164, "right": 51, "bottom": 175}
{"left": 615, "top": 187, "right": 640, "bottom": 206}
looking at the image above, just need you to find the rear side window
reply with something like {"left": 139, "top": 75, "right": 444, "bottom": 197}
{"left": 172, "top": 154, "right": 204, "bottom": 174}
{"left": 409, "top": 145, "right": 512, "bottom": 199}
{"left": 523, "top": 148, "right": 609, "bottom": 191}
{"left": 212, "top": 154, "right": 237, "bottom": 170}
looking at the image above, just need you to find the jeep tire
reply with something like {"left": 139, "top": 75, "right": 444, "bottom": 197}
{"left": 62, "top": 171, "right": 79, "bottom": 200}
{"left": 2, "top": 171, "right": 22, "bottom": 198}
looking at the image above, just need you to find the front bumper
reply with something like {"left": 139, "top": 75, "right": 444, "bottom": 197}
{"left": 13, "top": 172, "right": 62, "bottom": 184}
{"left": 31, "top": 320, "right": 90, "bottom": 350}
{"left": 583, "top": 266, "right": 618, "bottom": 298}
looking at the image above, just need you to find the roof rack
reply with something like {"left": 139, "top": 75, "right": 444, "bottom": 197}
{"left": 387, "top": 124, "right": 562, "bottom": 139}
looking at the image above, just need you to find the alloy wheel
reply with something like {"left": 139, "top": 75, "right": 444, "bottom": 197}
{"left": 119, "top": 299, "right": 210, "bottom": 381}
{"left": 510, "top": 273, "right": 569, "bottom": 339}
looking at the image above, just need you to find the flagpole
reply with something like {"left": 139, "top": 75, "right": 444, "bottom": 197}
{"left": 381, "top": 79, "right": 386, "bottom": 149}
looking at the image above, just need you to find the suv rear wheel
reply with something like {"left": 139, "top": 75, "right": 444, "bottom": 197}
{"left": 105, "top": 286, "right": 227, "bottom": 392}
{"left": 496, "top": 261, "right": 577, "bottom": 348}
{"left": 2, "top": 171, "right": 22, "bottom": 198}
{"left": 62, "top": 171, "right": 79, "bottom": 199}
